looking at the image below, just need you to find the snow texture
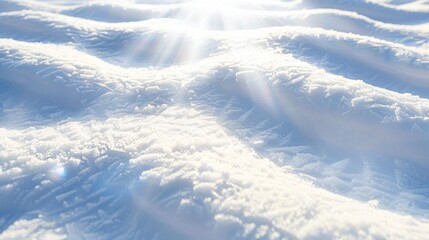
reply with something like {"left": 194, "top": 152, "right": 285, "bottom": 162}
{"left": 1, "top": 0, "right": 429, "bottom": 239}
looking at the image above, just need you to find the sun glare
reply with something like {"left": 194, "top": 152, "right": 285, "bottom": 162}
{"left": 178, "top": 0, "right": 266, "bottom": 30}
{"left": 118, "top": 0, "right": 269, "bottom": 67}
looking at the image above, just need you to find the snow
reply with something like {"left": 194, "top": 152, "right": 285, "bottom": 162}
{"left": 1, "top": 0, "right": 429, "bottom": 239}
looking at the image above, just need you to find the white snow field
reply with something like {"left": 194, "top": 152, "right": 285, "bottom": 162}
{"left": 1, "top": 0, "right": 429, "bottom": 239}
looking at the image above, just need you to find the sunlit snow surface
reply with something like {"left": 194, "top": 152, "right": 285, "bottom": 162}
{"left": 1, "top": 0, "right": 429, "bottom": 239}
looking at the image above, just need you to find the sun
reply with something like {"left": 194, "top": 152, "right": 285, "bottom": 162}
{"left": 177, "top": 0, "right": 267, "bottom": 30}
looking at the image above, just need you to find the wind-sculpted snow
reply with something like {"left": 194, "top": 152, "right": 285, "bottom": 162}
{"left": 1, "top": 0, "right": 429, "bottom": 239}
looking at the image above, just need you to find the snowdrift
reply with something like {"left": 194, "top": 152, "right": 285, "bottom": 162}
{"left": 1, "top": 0, "right": 429, "bottom": 239}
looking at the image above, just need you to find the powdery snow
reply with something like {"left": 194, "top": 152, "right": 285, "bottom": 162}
{"left": 1, "top": 0, "right": 429, "bottom": 239}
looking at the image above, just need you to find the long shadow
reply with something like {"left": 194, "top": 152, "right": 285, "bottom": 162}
{"left": 269, "top": 35, "right": 429, "bottom": 99}
{"left": 301, "top": 0, "right": 429, "bottom": 24}
{"left": 0, "top": 86, "right": 175, "bottom": 130}
{"left": 261, "top": 12, "right": 428, "bottom": 46}
{"left": 188, "top": 66, "right": 429, "bottom": 218}
{"left": 61, "top": 3, "right": 172, "bottom": 23}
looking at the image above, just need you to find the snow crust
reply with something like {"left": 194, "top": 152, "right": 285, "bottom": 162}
{"left": 1, "top": 0, "right": 429, "bottom": 239}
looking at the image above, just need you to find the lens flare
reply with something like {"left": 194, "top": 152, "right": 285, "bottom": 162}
{"left": 49, "top": 166, "right": 67, "bottom": 181}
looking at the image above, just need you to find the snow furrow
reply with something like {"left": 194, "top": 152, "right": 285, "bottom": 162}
{"left": 266, "top": 29, "right": 429, "bottom": 96}
{"left": 191, "top": 70, "right": 429, "bottom": 217}
{"left": 0, "top": 39, "right": 181, "bottom": 127}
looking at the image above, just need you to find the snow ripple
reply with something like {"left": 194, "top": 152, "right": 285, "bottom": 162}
{"left": 1, "top": 0, "right": 429, "bottom": 239}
